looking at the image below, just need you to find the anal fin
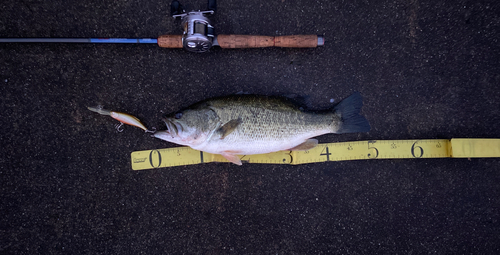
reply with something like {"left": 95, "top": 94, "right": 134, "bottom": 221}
{"left": 221, "top": 152, "right": 242, "bottom": 165}
{"left": 289, "top": 139, "right": 318, "bottom": 151}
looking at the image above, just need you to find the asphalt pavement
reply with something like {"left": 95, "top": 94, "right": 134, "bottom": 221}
{"left": 1, "top": 0, "right": 499, "bottom": 253}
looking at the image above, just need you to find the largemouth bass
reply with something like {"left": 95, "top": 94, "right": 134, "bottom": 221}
{"left": 154, "top": 92, "right": 370, "bottom": 165}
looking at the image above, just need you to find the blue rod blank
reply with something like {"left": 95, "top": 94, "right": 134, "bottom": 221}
{"left": 0, "top": 38, "right": 158, "bottom": 44}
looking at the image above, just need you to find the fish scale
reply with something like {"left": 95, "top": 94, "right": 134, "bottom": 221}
{"left": 212, "top": 98, "right": 329, "bottom": 138}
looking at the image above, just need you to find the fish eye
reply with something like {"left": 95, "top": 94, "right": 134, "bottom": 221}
{"left": 174, "top": 112, "right": 183, "bottom": 119}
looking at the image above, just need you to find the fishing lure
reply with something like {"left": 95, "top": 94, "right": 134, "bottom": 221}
{"left": 88, "top": 106, "right": 154, "bottom": 133}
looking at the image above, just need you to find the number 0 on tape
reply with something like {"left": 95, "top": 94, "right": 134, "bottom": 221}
{"left": 131, "top": 138, "right": 500, "bottom": 170}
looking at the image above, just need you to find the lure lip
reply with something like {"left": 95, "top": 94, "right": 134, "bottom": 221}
{"left": 87, "top": 106, "right": 111, "bottom": 115}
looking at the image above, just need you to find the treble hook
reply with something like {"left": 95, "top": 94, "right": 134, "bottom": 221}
{"left": 115, "top": 122, "right": 124, "bottom": 132}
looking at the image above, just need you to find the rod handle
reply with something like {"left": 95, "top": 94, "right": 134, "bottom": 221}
{"left": 157, "top": 35, "right": 183, "bottom": 48}
{"left": 217, "top": 35, "right": 323, "bottom": 48}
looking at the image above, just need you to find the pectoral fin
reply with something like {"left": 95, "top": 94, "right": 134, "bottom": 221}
{"left": 221, "top": 152, "right": 242, "bottom": 165}
{"left": 289, "top": 139, "right": 318, "bottom": 151}
{"left": 217, "top": 118, "right": 242, "bottom": 139}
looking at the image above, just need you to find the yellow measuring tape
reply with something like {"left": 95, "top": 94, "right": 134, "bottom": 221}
{"left": 131, "top": 138, "right": 500, "bottom": 170}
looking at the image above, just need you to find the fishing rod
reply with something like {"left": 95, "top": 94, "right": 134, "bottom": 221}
{"left": 0, "top": 0, "right": 324, "bottom": 53}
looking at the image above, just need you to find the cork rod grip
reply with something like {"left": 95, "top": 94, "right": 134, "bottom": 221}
{"left": 275, "top": 35, "right": 320, "bottom": 48}
{"left": 217, "top": 35, "right": 321, "bottom": 48}
{"left": 157, "top": 35, "right": 183, "bottom": 48}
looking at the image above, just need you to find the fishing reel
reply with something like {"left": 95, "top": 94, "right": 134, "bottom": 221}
{"left": 158, "top": 0, "right": 323, "bottom": 52}
{"left": 171, "top": 0, "right": 216, "bottom": 53}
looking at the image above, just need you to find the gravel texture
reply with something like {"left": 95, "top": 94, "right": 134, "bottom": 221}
{"left": 1, "top": 0, "right": 499, "bottom": 253}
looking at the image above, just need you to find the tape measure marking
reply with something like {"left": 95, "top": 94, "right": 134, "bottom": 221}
{"left": 451, "top": 138, "right": 500, "bottom": 158}
{"left": 131, "top": 139, "right": 500, "bottom": 170}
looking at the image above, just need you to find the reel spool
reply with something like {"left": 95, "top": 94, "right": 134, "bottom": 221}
{"left": 171, "top": 0, "right": 216, "bottom": 53}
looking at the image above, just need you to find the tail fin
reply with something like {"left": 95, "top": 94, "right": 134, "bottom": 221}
{"left": 334, "top": 92, "right": 371, "bottom": 134}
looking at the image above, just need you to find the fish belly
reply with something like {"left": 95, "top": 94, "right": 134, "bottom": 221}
{"left": 198, "top": 129, "right": 326, "bottom": 155}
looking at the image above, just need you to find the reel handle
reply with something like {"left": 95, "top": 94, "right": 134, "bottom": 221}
{"left": 217, "top": 35, "right": 324, "bottom": 48}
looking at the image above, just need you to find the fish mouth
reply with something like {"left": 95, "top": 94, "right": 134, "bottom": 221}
{"left": 163, "top": 118, "right": 183, "bottom": 137}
